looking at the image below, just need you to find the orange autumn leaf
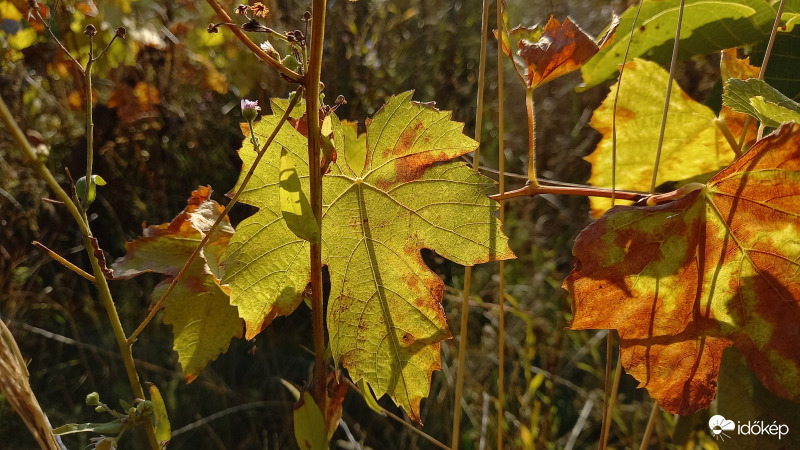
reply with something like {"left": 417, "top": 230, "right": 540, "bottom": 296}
{"left": 565, "top": 123, "right": 800, "bottom": 415}
{"left": 112, "top": 187, "right": 242, "bottom": 383}
{"left": 518, "top": 15, "right": 618, "bottom": 88}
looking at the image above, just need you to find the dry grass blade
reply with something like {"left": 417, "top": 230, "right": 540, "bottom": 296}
{"left": 0, "top": 320, "right": 61, "bottom": 450}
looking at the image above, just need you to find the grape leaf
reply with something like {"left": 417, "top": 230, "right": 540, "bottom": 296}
{"left": 516, "top": 15, "right": 619, "bottom": 88}
{"left": 221, "top": 91, "right": 514, "bottom": 421}
{"left": 580, "top": 0, "right": 775, "bottom": 89}
{"left": 112, "top": 187, "right": 242, "bottom": 382}
{"left": 566, "top": 123, "right": 800, "bottom": 415}
{"left": 586, "top": 59, "right": 737, "bottom": 216}
{"left": 723, "top": 78, "right": 800, "bottom": 127}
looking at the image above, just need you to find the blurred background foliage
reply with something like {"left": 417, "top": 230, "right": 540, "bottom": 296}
{"left": 0, "top": 0, "right": 730, "bottom": 448}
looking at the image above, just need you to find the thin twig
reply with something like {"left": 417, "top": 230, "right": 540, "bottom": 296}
{"left": 650, "top": 0, "right": 685, "bottom": 194}
{"left": 31, "top": 7, "right": 82, "bottom": 69}
{"left": 490, "top": 183, "right": 650, "bottom": 202}
{"left": 599, "top": 357, "right": 623, "bottom": 450}
{"left": 638, "top": 402, "right": 660, "bottom": 450}
{"left": 496, "top": 2, "right": 508, "bottom": 446}
{"left": 346, "top": 379, "right": 450, "bottom": 450}
{"left": 127, "top": 89, "right": 304, "bottom": 343}
{"left": 452, "top": 0, "right": 490, "bottom": 445}
{"left": 32, "top": 241, "right": 96, "bottom": 282}
{"left": 205, "top": 0, "right": 304, "bottom": 84}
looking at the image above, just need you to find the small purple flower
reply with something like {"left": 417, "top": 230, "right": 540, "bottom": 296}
{"left": 241, "top": 99, "right": 261, "bottom": 122}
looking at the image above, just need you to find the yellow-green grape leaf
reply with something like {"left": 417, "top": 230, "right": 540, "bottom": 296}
{"left": 146, "top": 383, "right": 171, "bottom": 448}
{"left": 221, "top": 91, "right": 514, "bottom": 421}
{"left": 586, "top": 59, "right": 736, "bottom": 216}
{"left": 293, "top": 392, "right": 327, "bottom": 450}
{"left": 280, "top": 146, "right": 320, "bottom": 243}
{"left": 580, "top": 0, "right": 775, "bottom": 89}
{"left": 112, "top": 187, "right": 242, "bottom": 382}
{"left": 723, "top": 78, "right": 800, "bottom": 127}
{"left": 567, "top": 123, "right": 800, "bottom": 414}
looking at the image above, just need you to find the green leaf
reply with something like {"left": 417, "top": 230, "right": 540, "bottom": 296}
{"left": 293, "top": 392, "right": 327, "bottom": 450}
{"left": 222, "top": 91, "right": 514, "bottom": 421}
{"left": 580, "top": 0, "right": 775, "bottom": 89}
{"left": 280, "top": 147, "right": 320, "bottom": 243}
{"left": 586, "top": 59, "right": 736, "bottom": 216}
{"left": 112, "top": 187, "right": 243, "bottom": 382}
{"left": 723, "top": 78, "right": 800, "bottom": 127}
{"left": 53, "top": 420, "right": 124, "bottom": 436}
{"left": 147, "top": 383, "right": 171, "bottom": 448}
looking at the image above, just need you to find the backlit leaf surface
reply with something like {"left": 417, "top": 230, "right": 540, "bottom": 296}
{"left": 221, "top": 92, "right": 514, "bottom": 420}
{"left": 517, "top": 15, "right": 618, "bottom": 88}
{"left": 580, "top": 0, "right": 775, "bottom": 89}
{"left": 112, "top": 187, "right": 242, "bottom": 382}
{"left": 566, "top": 123, "right": 800, "bottom": 414}
{"left": 586, "top": 59, "right": 736, "bottom": 216}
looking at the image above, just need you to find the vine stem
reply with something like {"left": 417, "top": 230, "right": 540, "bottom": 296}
{"left": 649, "top": 0, "right": 685, "bottom": 194}
{"left": 306, "top": 0, "right": 328, "bottom": 411}
{"left": 127, "top": 89, "right": 303, "bottom": 343}
{"left": 205, "top": 0, "right": 304, "bottom": 84}
{"left": 496, "top": 2, "right": 508, "bottom": 446}
{"left": 451, "top": 0, "right": 489, "bottom": 445}
{"left": 490, "top": 183, "right": 649, "bottom": 202}
{"left": 525, "top": 88, "right": 538, "bottom": 187}
{"left": 0, "top": 94, "right": 159, "bottom": 450}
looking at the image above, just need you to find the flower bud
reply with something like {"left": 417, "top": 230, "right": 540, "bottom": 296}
{"left": 86, "top": 392, "right": 100, "bottom": 406}
{"left": 115, "top": 27, "right": 126, "bottom": 39}
{"left": 84, "top": 24, "right": 97, "bottom": 36}
{"left": 241, "top": 99, "right": 261, "bottom": 123}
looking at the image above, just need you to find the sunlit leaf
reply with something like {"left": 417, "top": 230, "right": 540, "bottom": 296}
{"left": 518, "top": 15, "right": 618, "bottom": 88}
{"left": 112, "top": 187, "right": 243, "bottom": 382}
{"left": 146, "top": 383, "right": 171, "bottom": 448}
{"left": 586, "top": 59, "right": 736, "bottom": 216}
{"left": 279, "top": 146, "right": 320, "bottom": 243}
{"left": 566, "top": 123, "right": 800, "bottom": 414}
{"left": 293, "top": 392, "right": 327, "bottom": 450}
{"left": 221, "top": 92, "right": 514, "bottom": 421}
{"left": 580, "top": 0, "right": 775, "bottom": 89}
{"left": 724, "top": 78, "right": 800, "bottom": 127}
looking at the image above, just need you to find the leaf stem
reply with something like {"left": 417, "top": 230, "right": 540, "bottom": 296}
{"left": 451, "top": 0, "right": 489, "bottom": 445}
{"left": 306, "top": 0, "right": 328, "bottom": 411}
{"left": 127, "top": 89, "right": 303, "bottom": 344}
{"left": 650, "top": 0, "right": 685, "bottom": 194}
{"left": 206, "top": 0, "right": 305, "bottom": 84}
{"left": 490, "top": 183, "right": 650, "bottom": 202}
{"left": 525, "top": 88, "right": 538, "bottom": 187}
